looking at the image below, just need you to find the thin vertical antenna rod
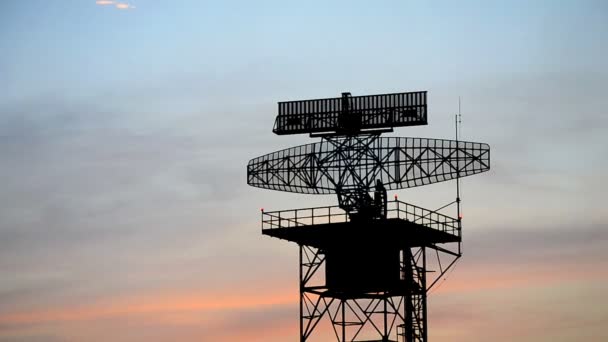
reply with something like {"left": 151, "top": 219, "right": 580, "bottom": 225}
{"left": 455, "top": 97, "right": 462, "bottom": 252}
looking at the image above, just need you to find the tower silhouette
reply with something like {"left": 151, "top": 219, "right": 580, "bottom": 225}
{"left": 247, "top": 91, "right": 490, "bottom": 341}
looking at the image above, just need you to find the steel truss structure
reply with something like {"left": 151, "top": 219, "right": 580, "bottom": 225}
{"left": 274, "top": 92, "right": 427, "bottom": 136}
{"left": 300, "top": 244, "right": 438, "bottom": 341}
{"left": 300, "top": 244, "right": 412, "bottom": 342}
{"left": 247, "top": 91, "right": 490, "bottom": 341}
{"left": 248, "top": 135, "right": 490, "bottom": 213}
{"left": 261, "top": 200, "right": 462, "bottom": 342}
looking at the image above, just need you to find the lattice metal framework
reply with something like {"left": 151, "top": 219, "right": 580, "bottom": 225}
{"left": 298, "top": 241, "right": 459, "bottom": 341}
{"left": 299, "top": 245, "right": 410, "bottom": 341}
{"left": 248, "top": 136, "right": 489, "bottom": 213}
{"left": 274, "top": 91, "right": 427, "bottom": 135}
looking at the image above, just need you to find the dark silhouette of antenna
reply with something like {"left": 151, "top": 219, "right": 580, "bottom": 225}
{"left": 247, "top": 91, "right": 490, "bottom": 341}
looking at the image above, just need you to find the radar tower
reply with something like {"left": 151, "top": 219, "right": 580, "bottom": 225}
{"left": 247, "top": 91, "right": 490, "bottom": 341}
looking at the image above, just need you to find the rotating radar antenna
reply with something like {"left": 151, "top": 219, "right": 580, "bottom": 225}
{"left": 247, "top": 91, "right": 490, "bottom": 342}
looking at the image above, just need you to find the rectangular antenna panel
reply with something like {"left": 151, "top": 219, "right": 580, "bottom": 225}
{"left": 273, "top": 91, "right": 427, "bottom": 135}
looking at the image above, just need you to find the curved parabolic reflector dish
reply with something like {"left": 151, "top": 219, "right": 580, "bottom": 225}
{"left": 247, "top": 137, "right": 490, "bottom": 194}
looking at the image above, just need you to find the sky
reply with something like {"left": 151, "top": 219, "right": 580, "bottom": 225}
{"left": 0, "top": 0, "right": 607, "bottom": 341}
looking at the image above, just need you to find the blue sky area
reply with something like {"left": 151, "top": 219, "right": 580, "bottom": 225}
{"left": 0, "top": 1, "right": 607, "bottom": 341}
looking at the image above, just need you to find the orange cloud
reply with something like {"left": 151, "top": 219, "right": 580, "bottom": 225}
{"left": 0, "top": 288, "right": 296, "bottom": 326}
{"left": 430, "top": 258, "right": 608, "bottom": 296}
{"left": 116, "top": 3, "right": 135, "bottom": 10}
{"left": 95, "top": 1, "right": 135, "bottom": 10}
{"left": 2, "top": 257, "right": 606, "bottom": 341}
{"left": 2, "top": 260, "right": 605, "bottom": 327}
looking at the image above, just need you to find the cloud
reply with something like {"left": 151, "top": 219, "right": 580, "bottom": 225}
{"left": 95, "top": 1, "right": 135, "bottom": 10}
{"left": 116, "top": 3, "right": 135, "bottom": 10}
{"left": 0, "top": 288, "right": 296, "bottom": 326}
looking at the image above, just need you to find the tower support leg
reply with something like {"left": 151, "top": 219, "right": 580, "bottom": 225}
{"left": 401, "top": 247, "right": 427, "bottom": 342}
{"left": 299, "top": 244, "right": 433, "bottom": 341}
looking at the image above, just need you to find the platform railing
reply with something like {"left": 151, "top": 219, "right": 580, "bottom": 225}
{"left": 261, "top": 200, "right": 459, "bottom": 237}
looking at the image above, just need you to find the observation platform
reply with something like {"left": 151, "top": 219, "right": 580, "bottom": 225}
{"left": 261, "top": 200, "right": 460, "bottom": 249}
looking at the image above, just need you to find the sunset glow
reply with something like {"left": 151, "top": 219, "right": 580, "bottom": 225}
{"left": 1, "top": 0, "right": 606, "bottom": 341}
